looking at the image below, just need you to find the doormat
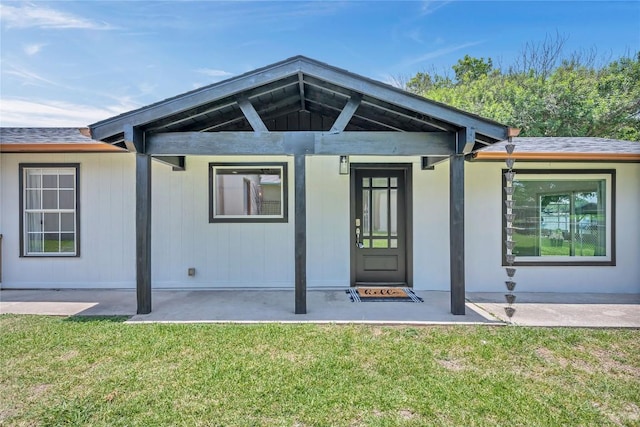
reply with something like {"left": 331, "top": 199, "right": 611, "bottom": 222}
{"left": 347, "top": 287, "right": 423, "bottom": 302}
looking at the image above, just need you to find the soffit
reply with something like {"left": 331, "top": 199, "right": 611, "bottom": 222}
{"left": 90, "top": 56, "right": 508, "bottom": 150}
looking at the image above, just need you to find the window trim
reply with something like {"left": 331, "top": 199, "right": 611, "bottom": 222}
{"left": 19, "top": 163, "right": 81, "bottom": 257}
{"left": 502, "top": 169, "right": 616, "bottom": 266}
{"left": 209, "top": 162, "right": 288, "bottom": 223}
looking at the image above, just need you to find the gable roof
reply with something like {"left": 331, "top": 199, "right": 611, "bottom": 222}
{"left": 89, "top": 55, "right": 508, "bottom": 150}
{"left": 0, "top": 127, "right": 124, "bottom": 153}
{"left": 473, "top": 137, "right": 640, "bottom": 162}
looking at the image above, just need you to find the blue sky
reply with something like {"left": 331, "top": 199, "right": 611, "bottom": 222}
{"left": 1, "top": 1, "right": 638, "bottom": 127}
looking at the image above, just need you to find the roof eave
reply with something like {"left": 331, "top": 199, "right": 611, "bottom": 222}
{"left": 89, "top": 56, "right": 509, "bottom": 143}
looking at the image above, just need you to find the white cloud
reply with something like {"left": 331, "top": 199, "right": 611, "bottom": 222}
{"left": 4, "top": 65, "right": 56, "bottom": 86}
{"left": 0, "top": 3, "right": 114, "bottom": 30}
{"left": 0, "top": 98, "right": 138, "bottom": 127}
{"left": 420, "top": 0, "right": 454, "bottom": 16}
{"left": 23, "top": 43, "right": 46, "bottom": 56}
{"left": 399, "top": 41, "right": 485, "bottom": 68}
{"left": 196, "top": 68, "right": 233, "bottom": 79}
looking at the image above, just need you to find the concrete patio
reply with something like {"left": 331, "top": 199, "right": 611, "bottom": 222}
{"left": 1, "top": 289, "right": 639, "bottom": 327}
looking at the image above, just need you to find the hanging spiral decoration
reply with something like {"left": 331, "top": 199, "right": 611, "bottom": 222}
{"left": 504, "top": 128, "right": 520, "bottom": 321}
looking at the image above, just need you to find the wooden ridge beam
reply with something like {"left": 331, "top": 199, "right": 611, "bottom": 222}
{"left": 146, "top": 131, "right": 456, "bottom": 156}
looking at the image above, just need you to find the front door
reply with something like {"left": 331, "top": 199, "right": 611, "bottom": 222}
{"left": 351, "top": 166, "right": 410, "bottom": 286}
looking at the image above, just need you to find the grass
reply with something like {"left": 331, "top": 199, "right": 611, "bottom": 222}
{"left": 1, "top": 316, "right": 639, "bottom": 426}
{"left": 513, "top": 233, "right": 598, "bottom": 257}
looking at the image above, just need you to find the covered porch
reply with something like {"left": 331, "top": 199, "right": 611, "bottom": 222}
{"left": 89, "top": 56, "right": 509, "bottom": 315}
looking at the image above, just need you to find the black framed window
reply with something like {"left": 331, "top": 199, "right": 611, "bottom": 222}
{"left": 19, "top": 164, "right": 80, "bottom": 257}
{"left": 209, "top": 163, "right": 288, "bottom": 223}
{"left": 503, "top": 169, "right": 615, "bottom": 266}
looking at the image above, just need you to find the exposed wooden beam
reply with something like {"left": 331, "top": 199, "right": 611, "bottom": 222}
{"left": 136, "top": 154, "right": 152, "bottom": 314}
{"left": 90, "top": 60, "right": 302, "bottom": 139}
{"left": 301, "top": 61, "right": 508, "bottom": 140}
{"left": 329, "top": 94, "right": 362, "bottom": 133}
{"left": 237, "top": 96, "right": 268, "bottom": 132}
{"left": 124, "top": 124, "right": 144, "bottom": 153}
{"left": 146, "top": 131, "right": 456, "bottom": 156}
{"left": 153, "top": 156, "right": 185, "bottom": 171}
{"left": 305, "top": 98, "right": 405, "bottom": 132}
{"left": 298, "top": 71, "right": 307, "bottom": 111}
{"left": 458, "top": 127, "right": 476, "bottom": 154}
{"left": 449, "top": 154, "right": 465, "bottom": 315}
{"left": 294, "top": 153, "right": 307, "bottom": 314}
{"left": 421, "top": 156, "right": 449, "bottom": 170}
{"left": 315, "top": 132, "right": 453, "bottom": 155}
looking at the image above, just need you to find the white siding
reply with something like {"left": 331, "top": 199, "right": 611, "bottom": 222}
{"left": 2, "top": 151, "right": 638, "bottom": 294}
{"left": 151, "top": 156, "right": 294, "bottom": 288}
{"left": 0, "top": 153, "right": 136, "bottom": 289}
{"left": 465, "top": 161, "right": 640, "bottom": 294}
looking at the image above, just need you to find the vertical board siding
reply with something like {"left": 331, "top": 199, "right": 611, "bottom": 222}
{"left": 151, "top": 156, "right": 294, "bottom": 288}
{"left": 3, "top": 152, "right": 637, "bottom": 294}
{"left": 0, "top": 153, "right": 136, "bottom": 289}
{"left": 465, "top": 161, "right": 640, "bottom": 294}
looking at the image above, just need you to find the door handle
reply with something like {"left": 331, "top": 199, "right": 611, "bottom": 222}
{"left": 355, "top": 223, "right": 364, "bottom": 248}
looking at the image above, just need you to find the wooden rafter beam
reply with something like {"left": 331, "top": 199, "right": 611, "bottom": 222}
{"left": 305, "top": 98, "right": 403, "bottom": 132}
{"left": 237, "top": 96, "right": 268, "bottom": 132}
{"left": 298, "top": 72, "right": 307, "bottom": 111}
{"left": 329, "top": 94, "right": 362, "bottom": 133}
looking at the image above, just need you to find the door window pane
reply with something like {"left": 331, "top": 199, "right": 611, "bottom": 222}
{"left": 372, "top": 189, "right": 388, "bottom": 236}
{"left": 372, "top": 177, "right": 388, "bottom": 187}
{"left": 390, "top": 189, "right": 398, "bottom": 237}
{"left": 363, "top": 189, "right": 370, "bottom": 236}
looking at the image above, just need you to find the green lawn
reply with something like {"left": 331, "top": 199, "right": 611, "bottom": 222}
{"left": 1, "top": 316, "right": 639, "bottom": 426}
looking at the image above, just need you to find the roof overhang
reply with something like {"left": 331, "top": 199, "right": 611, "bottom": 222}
{"left": 473, "top": 137, "right": 640, "bottom": 163}
{"left": 89, "top": 56, "right": 509, "bottom": 153}
{"left": 0, "top": 127, "right": 126, "bottom": 153}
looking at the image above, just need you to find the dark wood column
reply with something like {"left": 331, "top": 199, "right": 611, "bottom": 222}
{"left": 136, "top": 153, "right": 152, "bottom": 314}
{"left": 294, "top": 154, "right": 307, "bottom": 314}
{"left": 449, "top": 153, "right": 466, "bottom": 315}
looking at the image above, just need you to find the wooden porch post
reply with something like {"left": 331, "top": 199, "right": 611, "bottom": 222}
{"left": 449, "top": 153, "right": 466, "bottom": 315}
{"left": 136, "top": 153, "right": 152, "bottom": 314}
{"left": 294, "top": 154, "right": 307, "bottom": 314}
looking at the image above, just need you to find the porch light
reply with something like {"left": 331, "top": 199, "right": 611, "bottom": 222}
{"left": 339, "top": 155, "right": 349, "bottom": 175}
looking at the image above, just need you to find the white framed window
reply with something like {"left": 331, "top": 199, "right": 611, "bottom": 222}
{"left": 209, "top": 163, "right": 288, "bottom": 223}
{"left": 504, "top": 169, "right": 615, "bottom": 266}
{"left": 20, "top": 164, "right": 80, "bottom": 256}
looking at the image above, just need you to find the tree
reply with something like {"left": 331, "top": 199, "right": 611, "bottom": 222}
{"left": 405, "top": 38, "right": 640, "bottom": 140}
{"left": 452, "top": 55, "right": 493, "bottom": 82}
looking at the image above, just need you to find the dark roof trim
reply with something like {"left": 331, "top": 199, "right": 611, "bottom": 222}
{"left": 90, "top": 56, "right": 508, "bottom": 142}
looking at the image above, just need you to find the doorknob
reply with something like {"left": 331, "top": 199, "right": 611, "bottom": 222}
{"left": 355, "top": 222, "right": 364, "bottom": 248}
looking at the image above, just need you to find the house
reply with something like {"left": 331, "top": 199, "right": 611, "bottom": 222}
{"left": 1, "top": 56, "right": 639, "bottom": 315}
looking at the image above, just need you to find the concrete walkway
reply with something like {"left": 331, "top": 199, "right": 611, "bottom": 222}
{"left": 1, "top": 289, "right": 638, "bottom": 327}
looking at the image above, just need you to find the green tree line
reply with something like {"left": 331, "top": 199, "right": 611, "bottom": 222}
{"left": 403, "top": 37, "right": 640, "bottom": 141}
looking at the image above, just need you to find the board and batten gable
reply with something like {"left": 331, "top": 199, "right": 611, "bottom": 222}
{"left": 1, "top": 152, "right": 136, "bottom": 288}
{"left": 465, "top": 161, "right": 640, "bottom": 294}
